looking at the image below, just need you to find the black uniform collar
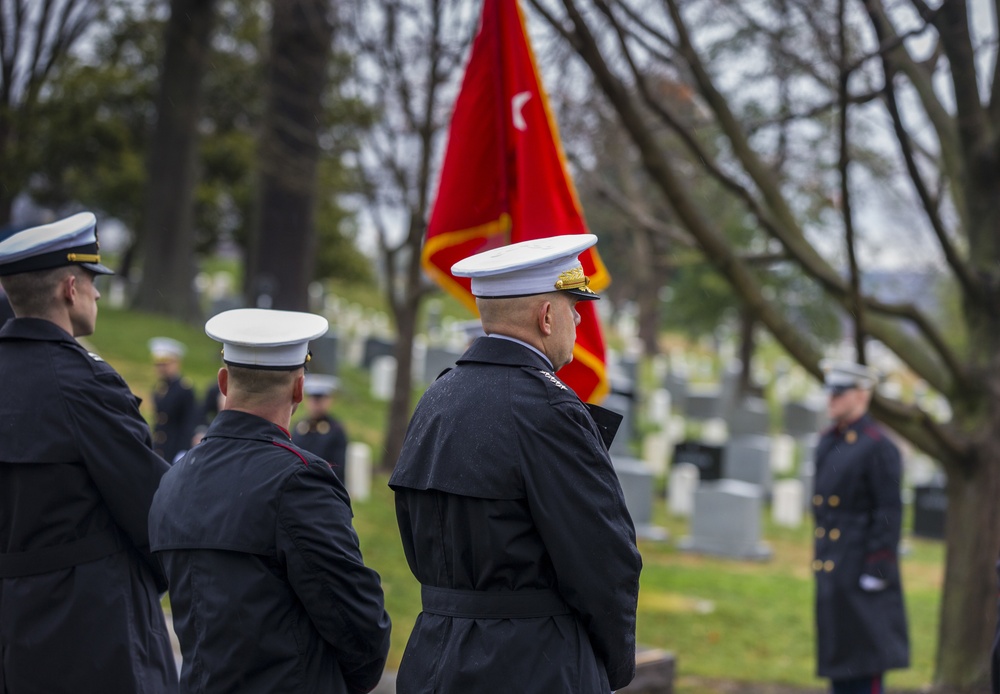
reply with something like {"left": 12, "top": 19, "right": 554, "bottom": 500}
{"left": 827, "top": 412, "right": 873, "bottom": 439}
{"left": 457, "top": 336, "right": 551, "bottom": 371}
{"left": 204, "top": 409, "right": 294, "bottom": 444}
{"left": 0, "top": 316, "right": 76, "bottom": 344}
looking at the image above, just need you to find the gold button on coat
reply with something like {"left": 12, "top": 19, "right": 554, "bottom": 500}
{"left": 829, "top": 528, "right": 841, "bottom": 541}
{"left": 823, "top": 560, "right": 835, "bottom": 572}
{"left": 812, "top": 494, "right": 823, "bottom": 506}
{"left": 829, "top": 495, "right": 840, "bottom": 507}
{"left": 815, "top": 527, "right": 825, "bottom": 538}
{"left": 812, "top": 560, "right": 823, "bottom": 571}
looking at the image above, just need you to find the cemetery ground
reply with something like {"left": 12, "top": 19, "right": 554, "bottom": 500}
{"left": 90, "top": 306, "right": 942, "bottom": 693}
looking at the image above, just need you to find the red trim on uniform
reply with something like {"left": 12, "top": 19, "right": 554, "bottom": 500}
{"left": 862, "top": 424, "right": 882, "bottom": 441}
{"left": 274, "top": 424, "right": 291, "bottom": 438}
{"left": 272, "top": 440, "right": 309, "bottom": 466}
{"left": 870, "top": 674, "right": 882, "bottom": 694}
{"left": 865, "top": 549, "right": 894, "bottom": 563}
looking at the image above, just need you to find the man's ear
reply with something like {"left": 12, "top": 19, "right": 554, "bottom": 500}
{"left": 538, "top": 300, "right": 554, "bottom": 336}
{"left": 217, "top": 367, "right": 229, "bottom": 398}
{"left": 292, "top": 372, "right": 305, "bottom": 405}
{"left": 60, "top": 271, "right": 76, "bottom": 304}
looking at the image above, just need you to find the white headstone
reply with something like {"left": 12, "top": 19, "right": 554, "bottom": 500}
{"left": 642, "top": 431, "right": 670, "bottom": 476}
{"left": 701, "top": 418, "right": 728, "bottom": 445}
{"left": 722, "top": 434, "right": 773, "bottom": 494}
{"left": 770, "top": 434, "right": 796, "bottom": 474}
{"left": 648, "top": 388, "right": 672, "bottom": 426}
{"left": 614, "top": 456, "right": 668, "bottom": 541}
{"left": 107, "top": 277, "right": 128, "bottom": 308}
{"left": 411, "top": 335, "right": 427, "bottom": 386}
{"left": 370, "top": 355, "right": 396, "bottom": 401}
{"left": 679, "top": 479, "right": 772, "bottom": 560}
{"left": 668, "top": 462, "right": 700, "bottom": 517}
{"left": 346, "top": 442, "right": 372, "bottom": 501}
{"left": 772, "top": 478, "right": 804, "bottom": 527}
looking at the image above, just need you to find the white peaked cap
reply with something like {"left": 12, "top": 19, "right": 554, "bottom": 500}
{"left": 149, "top": 336, "right": 187, "bottom": 361}
{"left": 205, "top": 308, "right": 329, "bottom": 370}
{"left": 303, "top": 374, "right": 339, "bottom": 396}
{"left": 820, "top": 359, "right": 881, "bottom": 390}
{"left": 451, "top": 234, "right": 600, "bottom": 300}
{"left": 0, "top": 212, "right": 114, "bottom": 276}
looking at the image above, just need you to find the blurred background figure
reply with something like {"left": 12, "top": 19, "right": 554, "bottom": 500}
{"left": 812, "top": 360, "right": 909, "bottom": 694}
{"left": 149, "top": 336, "right": 198, "bottom": 463}
{"left": 293, "top": 374, "right": 348, "bottom": 482}
{"left": 200, "top": 380, "right": 225, "bottom": 428}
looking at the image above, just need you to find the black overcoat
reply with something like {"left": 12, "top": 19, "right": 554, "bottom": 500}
{"left": 152, "top": 376, "right": 198, "bottom": 462}
{"left": 0, "top": 317, "right": 176, "bottom": 693}
{"left": 149, "top": 410, "right": 391, "bottom": 694}
{"left": 389, "top": 337, "right": 642, "bottom": 694}
{"left": 812, "top": 413, "right": 909, "bottom": 679}
{"left": 293, "top": 413, "right": 348, "bottom": 482}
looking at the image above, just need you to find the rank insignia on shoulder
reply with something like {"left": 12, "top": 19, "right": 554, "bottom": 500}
{"left": 538, "top": 370, "right": 568, "bottom": 391}
{"left": 87, "top": 351, "right": 105, "bottom": 362}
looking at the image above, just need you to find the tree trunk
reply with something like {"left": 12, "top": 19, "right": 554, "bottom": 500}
{"left": 245, "top": 0, "right": 332, "bottom": 312}
{"left": 382, "top": 291, "right": 419, "bottom": 472}
{"left": 935, "top": 442, "right": 1000, "bottom": 690}
{"left": 132, "top": 0, "right": 217, "bottom": 321}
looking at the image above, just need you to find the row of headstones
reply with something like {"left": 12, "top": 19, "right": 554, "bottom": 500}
{"left": 304, "top": 332, "right": 471, "bottom": 400}
{"left": 612, "top": 444, "right": 949, "bottom": 559}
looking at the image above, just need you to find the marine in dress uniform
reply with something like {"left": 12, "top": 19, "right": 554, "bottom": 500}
{"left": 292, "top": 374, "right": 348, "bottom": 482}
{"left": 0, "top": 213, "right": 177, "bottom": 693}
{"left": 812, "top": 361, "right": 909, "bottom": 694}
{"left": 149, "top": 336, "right": 198, "bottom": 462}
{"left": 148, "top": 308, "right": 391, "bottom": 694}
{"left": 389, "top": 235, "right": 642, "bottom": 694}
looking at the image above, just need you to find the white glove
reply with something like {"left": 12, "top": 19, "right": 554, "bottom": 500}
{"left": 859, "top": 574, "right": 887, "bottom": 592}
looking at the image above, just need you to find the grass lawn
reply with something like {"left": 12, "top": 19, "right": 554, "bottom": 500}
{"left": 87, "top": 305, "right": 942, "bottom": 692}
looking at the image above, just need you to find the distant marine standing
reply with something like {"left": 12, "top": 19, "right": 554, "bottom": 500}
{"left": 812, "top": 360, "right": 909, "bottom": 694}
{"left": 149, "top": 336, "right": 198, "bottom": 462}
{"left": 292, "top": 374, "right": 348, "bottom": 482}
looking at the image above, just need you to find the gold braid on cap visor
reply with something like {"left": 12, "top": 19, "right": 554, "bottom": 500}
{"left": 554, "top": 266, "right": 594, "bottom": 293}
{"left": 66, "top": 253, "right": 101, "bottom": 263}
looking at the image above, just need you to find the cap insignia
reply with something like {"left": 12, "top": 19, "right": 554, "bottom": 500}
{"left": 554, "top": 266, "right": 591, "bottom": 292}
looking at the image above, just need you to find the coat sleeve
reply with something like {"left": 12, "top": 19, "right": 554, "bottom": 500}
{"left": 519, "top": 400, "right": 642, "bottom": 690}
{"left": 277, "top": 464, "right": 391, "bottom": 694}
{"left": 862, "top": 437, "right": 903, "bottom": 580}
{"left": 61, "top": 366, "right": 170, "bottom": 588}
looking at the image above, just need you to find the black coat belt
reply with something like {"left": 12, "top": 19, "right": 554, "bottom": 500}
{"left": 0, "top": 528, "right": 122, "bottom": 578}
{"left": 421, "top": 585, "right": 571, "bottom": 619}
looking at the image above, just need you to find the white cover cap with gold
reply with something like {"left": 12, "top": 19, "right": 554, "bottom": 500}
{"left": 0, "top": 212, "right": 114, "bottom": 276}
{"left": 206, "top": 308, "right": 329, "bottom": 370}
{"left": 149, "top": 336, "right": 186, "bottom": 362}
{"left": 820, "top": 359, "right": 880, "bottom": 392}
{"left": 451, "top": 234, "right": 600, "bottom": 300}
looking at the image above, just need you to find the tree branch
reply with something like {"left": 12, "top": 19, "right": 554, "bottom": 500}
{"left": 594, "top": 0, "right": 969, "bottom": 392}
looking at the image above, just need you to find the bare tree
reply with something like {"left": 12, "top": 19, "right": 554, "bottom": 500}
{"left": 349, "top": 0, "right": 476, "bottom": 469}
{"left": 132, "top": 0, "right": 217, "bottom": 320}
{"left": 243, "top": 0, "right": 334, "bottom": 311}
{"left": 0, "top": 0, "right": 106, "bottom": 226}
{"left": 527, "top": 0, "right": 1000, "bottom": 687}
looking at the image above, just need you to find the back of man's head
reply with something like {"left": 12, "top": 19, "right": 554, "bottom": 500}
{"left": 1, "top": 265, "right": 75, "bottom": 318}
{"left": 224, "top": 365, "right": 301, "bottom": 410}
{"left": 477, "top": 294, "right": 545, "bottom": 337}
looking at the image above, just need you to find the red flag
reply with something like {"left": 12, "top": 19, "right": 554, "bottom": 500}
{"left": 422, "top": 0, "right": 610, "bottom": 403}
